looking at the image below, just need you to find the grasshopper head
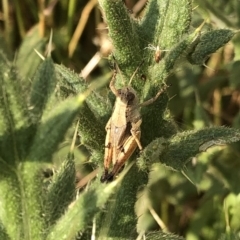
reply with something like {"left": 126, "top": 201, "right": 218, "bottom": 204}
{"left": 118, "top": 87, "right": 139, "bottom": 106}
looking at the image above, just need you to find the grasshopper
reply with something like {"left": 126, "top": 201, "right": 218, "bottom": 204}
{"left": 100, "top": 69, "right": 168, "bottom": 183}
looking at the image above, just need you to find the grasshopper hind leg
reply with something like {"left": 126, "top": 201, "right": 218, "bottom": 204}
{"left": 104, "top": 173, "right": 114, "bottom": 182}
{"left": 102, "top": 164, "right": 125, "bottom": 183}
{"left": 101, "top": 127, "right": 142, "bottom": 182}
{"left": 100, "top": 169, "right": 109, "bottom": 183}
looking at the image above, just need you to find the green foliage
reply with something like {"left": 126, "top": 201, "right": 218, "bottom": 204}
{"left": 96, "top": 1, "right": 239, "bottom": 238}
{"left": 16, "top": 26, "right": 46, "bottom": 80}
{"left": 0, "top": 45, "right": 121, "bottom": 239}
{"left": 187, "top": 29, "right": 235, "bottom": 65}
{"left": 1, "top": 0, "right": 240, "bottom": 240}
{"left": 145, "top": 231, "right": 186, "bottom": 240}
{"left": 46, "top": 180, "right": 119, "bottom": 240}
{"left": 138, "top": 126, "right": 240, "bottom": 171}
{"left": 45, "top": 153, "right": 76, "bottom": 225}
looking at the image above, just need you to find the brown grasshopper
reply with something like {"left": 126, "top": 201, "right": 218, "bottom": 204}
{"left": 100, "top": 69, "right": 168, "bottom": 183}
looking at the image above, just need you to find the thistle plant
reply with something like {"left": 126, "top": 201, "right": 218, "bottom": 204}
{"left": 0, "top": 0, "right": 240, "bottom": 240}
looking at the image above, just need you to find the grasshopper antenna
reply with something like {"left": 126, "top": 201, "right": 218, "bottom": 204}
{"left": 110, "top": 55, "right": 125, "bottom": 86}
{"left": 128, "top": 61, "right": 144, "bottom": 86}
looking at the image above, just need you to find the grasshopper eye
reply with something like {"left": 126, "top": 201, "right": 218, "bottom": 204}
{"left": 127, "top": 92, "right": 135, "bottom": 102}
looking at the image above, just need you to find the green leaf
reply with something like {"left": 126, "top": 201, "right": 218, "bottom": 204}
{"left": 46, "top": 181, "right": 118, "bottom": 240}
{"left": 139, "top": 127, "right": 240, "bottom": 171}
{"left": 98, "top": 0, "right": 141, "bottom": 79}
{"left": 28, "top": 94, "right": 86, "bottom": 163}
{"left": 140, "top": 29, "right": 200, "bottom": 145}
{"left": 139, "top": 0, "right": 192, "bottom": 64}
{"left": 55, "top": 64, "right": 109, "bottom": 152}
{"left": 0, "top": 163, "right": 23, "bottom": 239}
{"left": 99, "top": 163, "right": 148, "bottom": 239}
{"left": 29, "top": 58, "right": 56, "bottom": 124}
{"left": 56, "top": 64, "right": 111, "bottom": 123}
{"left": 161, "top": 126, "right": 240, "bottom": 170}
{"left": 16, "top": 25, "right": 46, "bottom": 80}
{"left": 187, "top": 29, "right": 235, "bottom": 65}
{"left": 0, "top": 53, "right": 31, "bottom": 163}
{"left": 145, "top": 231, "right": 185, "bottom": 240}
{"left": 137, "top": 138, "right": 167, "bottom": 171}
{"left": 45, "top": 154, "right": 76, "bottom": 226}
{"left": 19, "top": 161, "right": 47, "bottom": 240}
{"left": 55, "top": 64, "right": 86, "bottom": 96}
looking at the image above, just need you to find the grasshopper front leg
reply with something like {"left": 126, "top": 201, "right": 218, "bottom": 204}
{"left": 139, "top": 84, "right": 169, "bottom": 107}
